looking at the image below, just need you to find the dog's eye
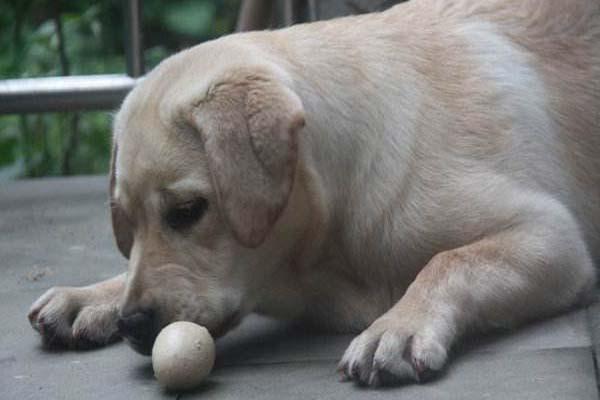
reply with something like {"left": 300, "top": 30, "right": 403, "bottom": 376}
{"left": 165, "top": 199, "right": 208, "bottom": 230}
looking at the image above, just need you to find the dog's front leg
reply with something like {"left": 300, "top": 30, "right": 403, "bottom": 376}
{"left": 339, "top": 200, "right": 595, "bottom": 386}
{"left": 28, "top": 273, "right": 126, "bottom": 349}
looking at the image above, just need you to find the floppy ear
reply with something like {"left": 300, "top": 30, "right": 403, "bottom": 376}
{"left": 109, "top": 142, "right": 133, "bottom": 259}
{"left": 189, "top": 70, "right": 305, "bottom": 247}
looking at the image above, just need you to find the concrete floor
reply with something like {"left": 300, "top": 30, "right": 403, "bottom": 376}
{"left": 1, "top": 176, "right": 599, "bottom": 399}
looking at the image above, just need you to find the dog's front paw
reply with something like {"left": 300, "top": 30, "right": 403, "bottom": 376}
{"left": 28, "top": 286, "right": 120, "bottom": 349}
{"left": 338, "top": 316, "right": 448, "bottom": 387}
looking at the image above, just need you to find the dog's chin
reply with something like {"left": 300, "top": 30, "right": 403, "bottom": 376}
{"left": 125, "top": 336, "right": 154, "bottom": 356}
{"left": 124, "top": 311, "right": 244, "bottom": 355}
{"left": 209, "top": 310, "right": 244, "bottom": 339}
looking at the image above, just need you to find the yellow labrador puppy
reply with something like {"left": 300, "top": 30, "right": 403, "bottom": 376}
{"left": 29, "top": 0, "right": 599, "bottom": 386}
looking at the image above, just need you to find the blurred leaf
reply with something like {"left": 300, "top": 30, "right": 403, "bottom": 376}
{"left": 145, "top": 45, "right": 169, "bottom": 69}
{"left": 164, "top": 0, "right": 216, "bottom": 37}
{"left": 0, "top": 0, "right": 240, "bottom": 179}
{"left": 0, "top": 134, "right": 18, "bottom": 167}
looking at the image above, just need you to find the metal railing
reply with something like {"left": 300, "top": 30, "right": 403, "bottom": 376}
{"left": 0, "top": 75, "right": 138, "bottom": 114}
{"left": 0, "top": 0, "right": 144, "bottom": 115}
{"left": 0, "top": 1, "right": 327, "bottom": 116}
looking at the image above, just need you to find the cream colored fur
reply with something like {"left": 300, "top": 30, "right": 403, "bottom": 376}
{"left": 29, "top": 0, "right": 599, "bottom": 386}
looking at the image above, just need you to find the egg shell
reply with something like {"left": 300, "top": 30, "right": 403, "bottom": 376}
{"left": 152, "top": 321, "right": 215, "bottom": 390}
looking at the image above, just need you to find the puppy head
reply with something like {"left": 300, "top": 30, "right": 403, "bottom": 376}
{"left": 110, "top": 44, "right": 306, "bottom": 353}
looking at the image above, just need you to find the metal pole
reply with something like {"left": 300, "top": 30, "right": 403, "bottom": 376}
{"left": 283, "top": 0, "right": 294, "bottom": 26}
{"left": 124, "top": 0, "right": 144, "bottom": 77}
{"left": 237, "top": 0, "right": 274, "bottom": 31}
{"left": 307, "top": 0, "right": 317, "bottom": 21}
{"left": 0, "top": 75, "right": 138, "bottom": 114}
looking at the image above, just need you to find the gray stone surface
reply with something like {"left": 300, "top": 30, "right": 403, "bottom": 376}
{"left": 0, "top": 176, "right": 598, "bottom": 399}
{"left": 586, "top": 292, "right": 600, "bottom": 384}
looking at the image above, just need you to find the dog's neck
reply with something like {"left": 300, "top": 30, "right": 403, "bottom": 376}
{"left": 273, "top": 22, "right": 426, "bottom": 233}
{"left": 248, "top": 18, "right": 434, "bottom": 324}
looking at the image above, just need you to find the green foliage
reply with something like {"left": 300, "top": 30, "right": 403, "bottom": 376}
{"left": 0, "top": 0, "right": 240, "bottom": 179}
{"left": 165, "top": 0, "right": 216, "bottom": 37}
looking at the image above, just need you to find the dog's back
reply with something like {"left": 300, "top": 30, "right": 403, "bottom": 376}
{"left": 384, "top": 0, "right": 600, "bottom": 260}
{"left": 480, "top": 0, "right": 600, "bottom": 259}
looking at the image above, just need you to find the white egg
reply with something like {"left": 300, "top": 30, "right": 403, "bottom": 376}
{"left": 151, "top": 321, "right": 215, "bottom": 390}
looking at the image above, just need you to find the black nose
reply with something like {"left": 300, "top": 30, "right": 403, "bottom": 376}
{"left": 117, "top": 310, "right": 157, "bottom": 355}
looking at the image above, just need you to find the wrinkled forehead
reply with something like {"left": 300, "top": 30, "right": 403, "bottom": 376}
{"left": 112, "top": 105, "right": 210, "bottom": 211}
